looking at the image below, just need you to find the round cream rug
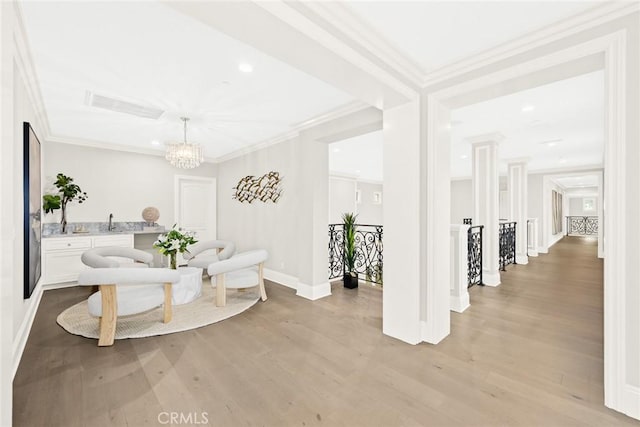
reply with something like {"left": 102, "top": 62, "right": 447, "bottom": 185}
{"left": 57, "top": 284, "right": 260, "bottom": 341}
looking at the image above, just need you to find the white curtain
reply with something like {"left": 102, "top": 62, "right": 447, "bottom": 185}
{"left": 551, "top": 190, "right": 563, "bottom": 235}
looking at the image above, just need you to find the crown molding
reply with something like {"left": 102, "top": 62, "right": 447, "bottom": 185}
{"left": 291, "top": 2, "right": 424, "bottom": 89}
{"left": 45, "top": 135, "right": 217, "bottom": 164}
{"left": 215, "top": 100, "right": 372, "bottom": 164}
{"left": 13, "top": 2, "right": 52, "bottom": 138}
{"left": 450, "top": 163, "right": 604, "bottom": 181}
{"left": 291, "top": 100, "right": 372, "bottom": 131}
{"left": 421, "top": 2, "right": 639, "bottom": 88}
{"left": 213, "top": 130, "right": 299, "bottom": 164}
{"left": 255, "top": 1, "right": 418, "bottom": 104}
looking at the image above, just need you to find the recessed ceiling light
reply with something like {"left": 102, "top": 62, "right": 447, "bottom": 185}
{"left": 355, "top": 169, "right": 361, "bottom": 174}
{"left": 238, "top": 63, "right": 253, "bottom": 73}
{"left": 333, "top": 147, "right": 341, "bottom": 153}
{"left": 460, "top": 155, "right": 468, "bottom": 159}
{"left": 559, "top": 158, "right": 567, "bottom": 164}
{"left": 151, "top": 140, "right": 160, "bottom": 146}
{"left": 521, "top": 105, "right": 535, "bottom": 113}
{"left": 221, "top": 80, "right": 231, "bottom": 85}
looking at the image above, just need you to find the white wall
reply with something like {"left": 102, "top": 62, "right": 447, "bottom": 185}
{"left": 355, "top": 181, "right": 383, "bottom": 225}
{"left": 568, "top": 195, "right": 598, "bottom": 216}
{"left": 42, "top": 142, "right": 216, "bottom": 226}
{"left": 328, "top": 176, "right": 356, "bottom": 224}
{"left": 329, "top": 176, "right": 383, "bottom": 225}
{"left": 527, "top": 173, "right": 544, "bottom": 249}
{"left": 217, "top": 138, "right": 301, "bottom": 283}
{"left": 217, "top": 107, "right": 381, "bottom": 299}
{"left": 450, "top": 179, "right": 472, "bottom": 224}
{"left": 0, "top": 4, "right": 47, "bottom": 424}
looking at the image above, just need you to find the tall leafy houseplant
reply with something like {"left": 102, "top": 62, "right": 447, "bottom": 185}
{"left": 342, "top": 212, "right": 358, "bottom": 289}
{"left": 42, "top": 173, "right": 88, "bottom": 233}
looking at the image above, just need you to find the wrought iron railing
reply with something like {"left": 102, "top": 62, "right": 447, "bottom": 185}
{"left": 467, "top": 225, "right": 483, "bottom": 287}
{"left": 566, "top": 216, "right": 598, "bottom": 236}
{"left": 463, "top": 218, "right": 472, "bottom": 225}
{"left": 328, "top": 224, "right": 383, "bottom": 285}
{"left": 499, "top": 222, "right": 516, "bottom": 271}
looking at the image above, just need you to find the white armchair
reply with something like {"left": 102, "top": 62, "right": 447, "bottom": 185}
{"left": 183, "top": 240, "right": 235, "bottom": 270}
{"left": 77, "top": 267, "right": 181, "bottom": 346}
{"left": 207, "top": 249, "right": 268, "bottom": 307}
{"left": 81, "top": 246, "right": 153, "bottom": 268}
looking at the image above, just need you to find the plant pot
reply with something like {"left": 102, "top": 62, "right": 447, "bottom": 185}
{"left": 343, "top": 272, "right": 358, "bottom": 289}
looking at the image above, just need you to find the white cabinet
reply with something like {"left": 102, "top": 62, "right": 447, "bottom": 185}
{"left": 42, "top": 234, "right": 134, "bottom": 285}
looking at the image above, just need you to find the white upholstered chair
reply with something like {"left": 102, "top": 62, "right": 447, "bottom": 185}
{"left": 81, "top": 246, "right": 154, "bottom": 268}
{"left": 183, "top": 240, "right": 236, "bottom": 270}
{"left": 207, "top": 249, "right": 268, "bottom": 307}
{"left": 77, "top": 267, "right": 181, "bottom": 346}
{"left": 78, "top": 246, "right": 180, "bottom": 346}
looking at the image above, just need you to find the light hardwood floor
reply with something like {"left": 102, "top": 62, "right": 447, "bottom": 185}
{"left": 13, "top": 237, "right": 639, "bottom": 426}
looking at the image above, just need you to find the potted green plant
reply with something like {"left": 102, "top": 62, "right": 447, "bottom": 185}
{"left": 42, "top": 173, "right": 88, "bottom": 233}
{"left": 342, "top": 212, "right": 358, "bottom": 289}
{"left": 153, "top": 225, "right": 198, "bottom": 269}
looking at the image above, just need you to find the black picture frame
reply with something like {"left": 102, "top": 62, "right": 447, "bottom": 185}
{"left": 23, "top": 122, "right": 42, "bottom": 299}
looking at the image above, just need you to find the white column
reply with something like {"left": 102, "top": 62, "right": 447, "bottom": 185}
{"left": 383, "top": 96, "right": 450, "bottom": 345}
{"left": 507, "top": 159, "right": 529, "bottom": 265}
{"left": 469, "top": 133, "right": 502, "bottom": 286}
{"left": 450, "top": 224, "right": 469, "bottom": 313}
{"left": 527, "top": 218, "right": 539, "bottom": 257}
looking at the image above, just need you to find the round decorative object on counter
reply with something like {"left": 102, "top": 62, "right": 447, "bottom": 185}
{"left": 142, "top": 207, "right": 160, "bottom": 224}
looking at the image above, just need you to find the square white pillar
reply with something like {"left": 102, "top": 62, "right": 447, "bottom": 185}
{"left": 469, "top": 133, "right": 503, "bottom": 286}
{"left": 507, "top": 159, "right": 529, "bottom": 265}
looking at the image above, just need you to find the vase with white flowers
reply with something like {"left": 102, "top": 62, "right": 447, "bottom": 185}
{"left": 153, "top": 225, "right": 197, "bottom": 269}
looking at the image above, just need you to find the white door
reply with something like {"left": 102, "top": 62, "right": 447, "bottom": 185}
{"left": 175, "top": 176, "right": 216, "bottom": 265}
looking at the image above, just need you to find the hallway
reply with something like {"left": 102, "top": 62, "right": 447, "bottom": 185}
{"left": 13, "top": 237, "right": 638, "bottom": 426}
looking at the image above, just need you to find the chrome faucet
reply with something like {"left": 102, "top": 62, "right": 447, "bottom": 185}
{"left": 108, "top": 213, "right": 114, "bottom": 231}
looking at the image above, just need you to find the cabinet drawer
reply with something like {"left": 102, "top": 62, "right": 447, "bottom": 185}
{"left": 43, "top": 237, "right": 92, "bottom": 251}
{"left": 93, "top": 234, "right": 133, "bottom": 248}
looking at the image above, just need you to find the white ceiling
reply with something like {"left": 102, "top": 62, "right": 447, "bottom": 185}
{"left": 553, "top": 175, "right": 599, "bottom": 189}
{"left": 329, "top": 70, "right": 603, "bottom": 181}
{"left": 346, "top": 1, "right": 600, "bottom": 73}
{"left": 451, "top": 70, "right": 604, "bottom": 178}
{"left": 329, "top": 131, "right": 383, "bottom": 182}
{"left": 20, "top": 1, "right": 605, "bottom": 163}
{"left": 20, "top": 1, "right": 353, "bottom": 158}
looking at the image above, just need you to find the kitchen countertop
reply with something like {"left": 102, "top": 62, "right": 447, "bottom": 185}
{"left": 43, "top": 230, "right": 165, "bottom": 238}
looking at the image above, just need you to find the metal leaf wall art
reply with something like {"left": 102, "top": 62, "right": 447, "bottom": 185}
{"left": 233, "top": 171, "right": 283, "bottom": 203}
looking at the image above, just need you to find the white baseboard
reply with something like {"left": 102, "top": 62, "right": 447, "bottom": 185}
{"left": 12, "top": 282, "right": 44, "bottom": 379}
{"left": 548, "top": 233, "right": 563, "bottom": 248}
{"left": 516, "top": 254, "right": 529, "bottom": 265}
{"left": 296, "top": 281, "right": 331, "bottom": 300}
{"left": 263, "top": 268, "right": 332, "bottom": 300}
{"left": 450, "top": 293, "right": 470, "bottom": 313}
{"left": 528, "top": 249, "right": 539, "bottom": 257}
{"left": 537, "top": 245, "right": 548, "bottom": 254}
{"left": 483, "top": 271, "right": 501, "bottom": 286}
{"left": 263, "top": 268, "right": 298, "bottom": 290}
{"left": 620, "top": 385, "right": 640, "bottom": 420}
{"left": 42, "top": 281, "right": 77, "bottom": 291}
{"left": 420, "top": 320, "right": 448, "bottom": 345}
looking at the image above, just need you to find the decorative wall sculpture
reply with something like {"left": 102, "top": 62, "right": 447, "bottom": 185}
{"left": 233, "top": 171, "right": 283, "bottom": 203}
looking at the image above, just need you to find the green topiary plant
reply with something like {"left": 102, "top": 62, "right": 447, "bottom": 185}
{"left": 342, "top": 212, "right": 358, "bottom": 289}
{"left": 43, "top": 173, "right": 88, "bottom": 233}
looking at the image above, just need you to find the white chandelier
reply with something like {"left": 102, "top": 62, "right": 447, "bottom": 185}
{"left": 165, "top": 117, "right": 203, "bottom": 169}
